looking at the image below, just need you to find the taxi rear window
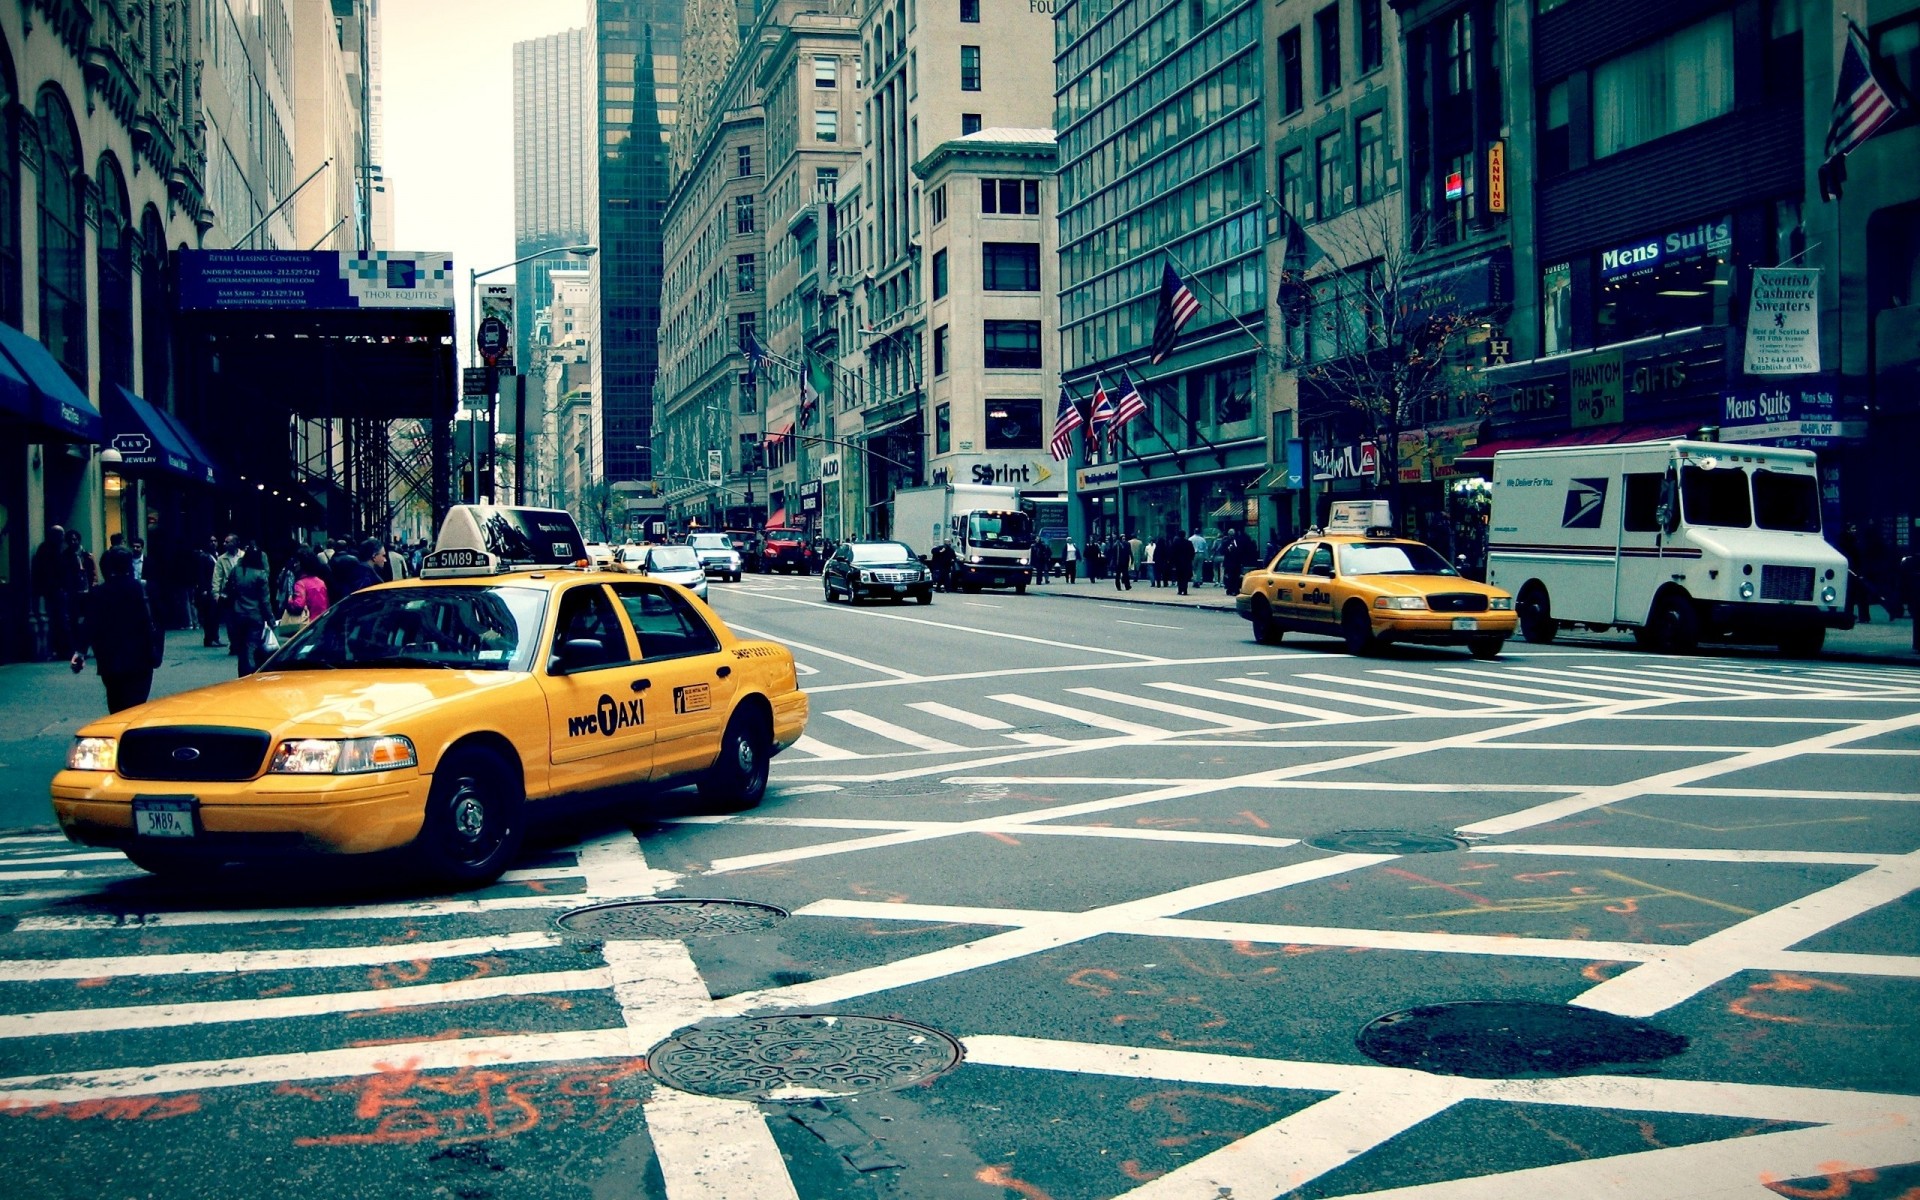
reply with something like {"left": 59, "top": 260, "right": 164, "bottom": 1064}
{"left": 270, "top": 586, "right": 550, "bottom": 672}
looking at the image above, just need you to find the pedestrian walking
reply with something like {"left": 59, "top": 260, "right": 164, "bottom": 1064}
{"left": 226, "top": 545, "right": 273, "bottom": 675}
{"left": 1188, "top": 529, "right": 1211, "bottom": 585}
{"left": 58, "top": 529, "right": 97, "bottom": 658}
{"left": 1168, "top": 528, "right": 1196, "bottom": 596}
{"left": 1031, "top": 539, "right": 1051, "bottom": 585}
{"left": 1221, "top": 527, "right": 1254, "bottom": 594}
{"left": 193, "top": 537, "right": 224, "bottom": 646}
{"left": 279, "top": 552, "right": 331, "bottom": 640}
{"left": 1143, "top": 537, "right": 1158, "bottom": 586}
{"left": 69, "top": 546, "right": 162, "bottom": 713}
{"left": 329, "top": 543, "right": 382, "bottom": 602}
{"left": 931, "top": 542, "right": 956, "bottom": 591}
{"left": 33, "top": 524, "right": 69, "bottom": 657}
{"left": 1087, "top": 539, "right": 1105, "bottom": 582}
{"left": 213, "top": 536, "right": 242, "bottom": 655}
{"left": 1111, "top": 535, "right": 1133, "bottom": 590}
{"left": 1064, "top": 539, "right": 1078, "bottom": 582}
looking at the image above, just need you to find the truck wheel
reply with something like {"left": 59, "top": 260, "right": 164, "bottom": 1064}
{"left": 1648, "top": 592, "right": 1700, "bottom": 655}
{"left": 1250, "top": 598, "right": 1283, "bottom": 645}
{"left": 1468, "top": 636, "right": 1504, "bottom": 660}
{"left": 1341, "top": 603, "right": 1378, "bottom": 656}
{"left": 1778, "top": 628, "right": 1825, "bottom": 657}
{"left": 1518, "top": 583, "right": 1557, "bottom": 644}
{"left": 415, "top": 745, "right": 524, "bottom": 887}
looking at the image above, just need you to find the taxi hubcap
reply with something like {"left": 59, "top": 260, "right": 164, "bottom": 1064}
{"left": 451, "top": 785, "right": 487, "bottom": 839}
{"left": 735, "top": 738, "right": 756, "bottom": 773}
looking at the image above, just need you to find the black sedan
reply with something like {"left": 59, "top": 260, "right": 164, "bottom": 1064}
{"left": 823, "top": 541, "right": 934, "bottom": 605}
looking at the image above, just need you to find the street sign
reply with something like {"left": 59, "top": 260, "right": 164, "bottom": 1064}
{"left": 707, "top": 448, "right": 723, "bottom": 486}
{"left": 477, "top": 316, "right": 510, "bottom": 365}
{"left": 463, "top": 366, "right": 495, "bottom": 397}
{"left": 1358, "top": 442, "right": 1380, "bottom": 479}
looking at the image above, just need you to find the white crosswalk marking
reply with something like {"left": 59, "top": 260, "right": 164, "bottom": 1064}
{"left": 1433, "top": 667, "right": 1620, "bottom": 705}
{"left": 1065, "top": 687, "right": 1267, "bottom": 731}
{"left": 1490, "top": 666, "right": 1690, "bottom": 698}
{"left": 1231, "top": 675, "right": 1449, "bottom": 715}
{"left": 1146, "top": 680, "right": 1354, "bottom": 722}
{"left": 907, "top": 700, "right": 1013, "bottom": 730}
{"left": 1323, "top": 671, "right": 1532, "bottom": 710}
{"left": 990, "top": 693, "right": 1170, "bottom": 737}
{"left": 790, "top": 733, "right": 861, "bottom": 760}
{"left": 823, "top": 709, "right": 964, "bottom": 752}
{"left": 0, "top": 931, "right": 564, "bottom": 982}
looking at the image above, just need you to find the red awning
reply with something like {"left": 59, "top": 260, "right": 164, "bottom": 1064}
{"left": 1455, "top": 419, "right": 1704, "bottom": 467}
{"left": 765, "top": 507, "right": 788, "bottom": 528}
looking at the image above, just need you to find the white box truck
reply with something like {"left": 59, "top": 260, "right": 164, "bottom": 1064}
{"left": 1486, "top": 439, "right": 1850, "bottom": 655}
{"left": 893, "top": 482, "right": 1033, "bottom": 592}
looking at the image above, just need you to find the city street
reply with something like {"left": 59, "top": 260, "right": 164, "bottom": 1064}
{"left": 1, "top": 578, "right": 1917, "bottom": 1199}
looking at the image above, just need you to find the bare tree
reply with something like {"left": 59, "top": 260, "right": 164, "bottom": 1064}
{"left": 577, "top": 480, "right": 620, "bottom": 542}
{"left": 1282, "top": 207, "right": 1486, "bottom": 515}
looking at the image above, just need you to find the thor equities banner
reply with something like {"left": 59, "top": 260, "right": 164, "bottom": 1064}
{"left": 1743, "top": 267, "right": 1821, "bottom": 375}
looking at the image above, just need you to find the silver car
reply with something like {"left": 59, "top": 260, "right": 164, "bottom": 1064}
{"left": 621, "top": 543, "right": 710, "bottom": 601}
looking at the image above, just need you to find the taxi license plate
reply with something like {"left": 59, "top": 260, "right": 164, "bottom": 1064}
{"left": 1451, "top": 617, "right": 1477, "bottom": 631}
{"left": 133, "top": 797, "right": 196, "bottom": 839}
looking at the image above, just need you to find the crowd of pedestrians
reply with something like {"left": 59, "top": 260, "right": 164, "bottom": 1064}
{"left": 1044, "top": 526, "right": 1258, "bottom": 598}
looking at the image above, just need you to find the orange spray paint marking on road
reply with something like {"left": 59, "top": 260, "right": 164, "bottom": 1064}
{"left": 282, "top": 1059, "right": 647, "bottom": 1148}
{"left": 1119, "top": 1160, "right": 1165, "bottom": 1182}
{"left": 1732, "top": 974, "right": 1853, "bottom": 1024}
{"left": 0, "top": 1094, "right": 201, "bottom": 1122}
{"left": 1762, "top": 1161, "right": 1880, "bottom": 1197}
{"left": 982, "top": 832, "right": 1022, "bottom": 846}
{"left": 1065, "top": 968, "right": 1121, "bottom": 998}
{"left": 1513, "top": 871, "right": 1577, "bottom": 883}
{"left": 1384, "top": 866, "right": 1496, "bottom": 906}
{"left": 1581, "top": 961, "right": 1629, "bottom": 983}
{"left": 1235, "top": 810, "right": 1270, "bottom": 829}
{"left": 74, "top": 977, "right": 112, "bottom": 989}
{"left": 974, "top": 1163, "right": 1056, "bottom": 1199}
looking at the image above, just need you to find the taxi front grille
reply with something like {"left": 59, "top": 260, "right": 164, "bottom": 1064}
{"left": 119, "top": 727, "right": 271, "bottom": 782}
{"left": 1427, "top": 593, "right": 1489, "bottom": 614}
{"left": 1761, "top": 565, "right": 1814, "bottom": 602}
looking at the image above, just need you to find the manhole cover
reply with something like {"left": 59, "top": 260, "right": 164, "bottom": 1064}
{"left": 853, "top": 779, "right": 950, "bottom": 796}
{"left": 646, "top": 1014, "right": 964, "bottom": 1101}
{"left": 1357, "top": 1000, "right": 1688, "bottom": 1078}
{"left": 1308, "top": 830, "right": 1466, "bottom": 854}
{"left": 556, "top": 898, "right": 788, "bottom": 939}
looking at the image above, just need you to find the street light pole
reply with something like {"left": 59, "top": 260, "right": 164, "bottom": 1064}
{"left": 466, "top": 244, "right": 598, "bottom": 504}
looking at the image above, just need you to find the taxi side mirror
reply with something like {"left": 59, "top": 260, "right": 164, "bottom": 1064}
{"left": 1309, "top": 563, "right": 1335, "bottom": 578}
{"left": 552, "top": 637, "right": 607, "bottom": 675}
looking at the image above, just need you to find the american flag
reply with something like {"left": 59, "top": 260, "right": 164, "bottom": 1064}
{"left": 742, "top": 332, "right": 765, "bottom": 385}
{"left": 1048, "top": 386, "right": 1083, "bottom": 461}
{"left": 1112, "top": 370, "right": 1146, "bottom": 437}
{"left": 1149, "top": 263, "right": 1201, "bottom": 364}
{"left": 1088, "top": 379, "right": 1117, "bottom": 455}
{"left": 1826, "top": 23, "right": 1899, "bottom": 163}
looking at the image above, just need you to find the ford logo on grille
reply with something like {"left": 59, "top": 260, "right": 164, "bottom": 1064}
{"left": 171, "top": 747, "right": 201, "bottom": 762}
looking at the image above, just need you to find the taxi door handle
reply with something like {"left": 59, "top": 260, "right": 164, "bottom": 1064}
{"left": 716, "top": 665, "right": 732, "bottom": 679}
{"left": 631, "top": 678, "right": 652, "bottom": 693}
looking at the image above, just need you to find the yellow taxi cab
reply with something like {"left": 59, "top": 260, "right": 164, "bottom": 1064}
{"left": 1235, "top": 503, "right": 1517, "bottom": 658}
{"left": 51, "top": 505, "right": 809, "bottom": 887}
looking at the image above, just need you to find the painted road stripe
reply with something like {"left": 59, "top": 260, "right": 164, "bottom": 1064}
{"left": 0, "top": 968, "right": 611, "bottom": 1038}
{"left": 1560, "top": 664, "right": 1803, "bottom": 698}
{"left": 1145, "top": 681, "right": 1353, "bottom": 722}
{"left": 645, "top": 1088, "right": 800, "bottom": 1200}
{"left": 1336, "top": 672, "right": 1532, "bottom": 710}
{"left": 0, "top": 868, "right": 137, "bottom": 882}
{"left": 789, "top": 734, "right": 861, "bottom": 760}
{"left": 1066, "top": 687, "right": 1267, "bottom": 731}
{"left": 989, "top": 693, "right": 1170, "bottom": 738}
{"left": 0, "top": 931, "right": 564, "bottom": 982}
{"left": 1486, "top": 666, "right": 1692, "bottom": 699}
{"left": 908, "top": 701, "right": 1012, "bottom": 730}
{"left": 1587, "top": 662, "right": 1841, "bottom": 696}
{"left": 722, "top": 623, "right": 923, "bottom": 680}
{"left": 1003, "top": 732, "right": 1075, "bottom": 745}
{"left": 669, "top": 814, "right": 1299, "bottom": 850}
{"left": 728, "top": 594, "right": 1168, "bottom": 663}
{"left": 1227, "top": 676, "right": 1447, "bottom": 715}
{"left": 822, "top": 709, "right": 964, "bottom": 752}
{"left": 0, "top": 852, "right": 128, "bottom": 867}
{"left": 1431, "top": 668, "right": 1647, "bottom": 705}
{"left": 1473, "top": 844, "right": 1895, "bottom": 866}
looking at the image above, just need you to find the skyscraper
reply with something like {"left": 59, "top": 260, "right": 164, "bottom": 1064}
{"left": 586, "top": 0, "right": 684, "bottom": 484}
{"left": 512, "top": 28, "right": 592, "bottom": 371}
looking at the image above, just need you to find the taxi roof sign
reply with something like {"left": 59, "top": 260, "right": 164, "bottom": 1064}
{"left": 1325, "top": 500, "right": 1392, "bottom": 535}
{"left": 423, "top": 505, "right": 587, "bottom": 577}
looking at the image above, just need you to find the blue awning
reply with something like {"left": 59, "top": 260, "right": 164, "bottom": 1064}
{"left": 149, "top": 403, "right": 220, "bottom": 486}
{"left": 103, "top": 385, "right": 196, "bottom": 480}
{"left": 0, "top": 322, "right": 102, "bottom": 443}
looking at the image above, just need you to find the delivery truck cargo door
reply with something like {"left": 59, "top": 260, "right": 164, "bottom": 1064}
{"left": 1616, "top": 469, "right": 1670, "bottom": 626}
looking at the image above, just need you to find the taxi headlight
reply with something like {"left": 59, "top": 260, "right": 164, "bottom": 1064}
{"left": 68, "top": 736, "right": 117, "bottom": 772}
{"left": 270, "top": 735, "right": 417, "bottom": 775}
{"left": 1374, "top": 596, "right": 1428, "bottom": 610}
{"left": 1487, "top": 596, "right": 1515, "bottom": 611}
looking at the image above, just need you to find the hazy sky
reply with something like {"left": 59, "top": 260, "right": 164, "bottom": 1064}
{"left": 383, "top": 0, "right": 583, "bottom": 347}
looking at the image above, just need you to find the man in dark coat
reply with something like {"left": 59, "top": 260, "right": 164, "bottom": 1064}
{"left": 71, "top": 546, "right": 161, "bottom": 713}
{"left": 329, "top": 545, "right": 382, "bottom": 602}
{"left": 34, "top": 524, "right": 68, "bottom": 657}
{"left": 1167, "top": 528, "right": 1196, "bottom": 596}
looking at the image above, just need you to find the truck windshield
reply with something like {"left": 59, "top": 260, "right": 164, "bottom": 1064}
{"left": 1680, "top": 464, "right": 1753, "bottom": 528}
{"left": 269, "top": 586, "right": 549, "bottom": 672}
{"left": 966, "top": 511, "right": 1032, "bottom": 546}
{"left": 1752, "top": 469, "right": 1821, "bottom": 532}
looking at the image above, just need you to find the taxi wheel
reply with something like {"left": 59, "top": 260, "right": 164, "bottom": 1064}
{"left": 1341, "top": 604, "right": 1378, "bottom": 656}
{"left": 417, "top": 746, "right": 524, "bottom": 886}
{"left": 1250, "top": 598, "right": 1283, "bottom": 645}
{"left": 1468, "top": 637, "right": 1505, "bottom": 660}
{"left": 125, "top": 846, "right": 213, "bottom": 877}
{"left": 699, "top": 712, "right": 771, "bottom": 810}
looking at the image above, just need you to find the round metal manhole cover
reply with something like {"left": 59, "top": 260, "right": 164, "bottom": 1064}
{"left": 556, "top": 898, "right": 788, "bottom": 940}
{"left": 646, "top": 1014, "right": 964, "bottom": 1101}
{"left": 852, "top": 779, "right": 951, "bottom": 796}
{"left": 1357, "top": 1000, "right": 1689, "bottom": 1079}
{"left": 1308, "top": 829, "right": 1467, "bottom": 855}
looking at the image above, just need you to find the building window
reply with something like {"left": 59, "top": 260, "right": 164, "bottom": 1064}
{"left": 930, "top": 184, "right": 948, "bottom": 225}
{"left": 1355, "top": 111, "right": 1385, "bottom": 204}
{"left": 1357, "top": 0, "right": 1382, "bottom": 74}
{"left": 139, "top": 209, "right": 167, "bottom": 406}
{"left": 1592, "top": 14, "right": 1734, "bottom": 158}
{"left": 815, "top": 166, "right": 838, "bottom": 202}
{"left": 983, "top": 242, "right": 1041, "bottom": 291}
{"left": 737, "top": 254, "right": 756, "bottom": 292}
{"left": 961, "top": 0, "right": 979, "bottom": 20}
{"left": 95, "top": 158, "right": 132, "bottom": 391}
{"left": 1315, "top": 131, "right": 1345, "bottom": 217}
{"left": 933, "top": 324, "right": 949, "bottom": 375}
{"left": 961, "top": 113, "right": 982, "bottom": 135}
{"left": 1877, "top": 13, "right": 1920, "bottom": 104}
{"left": 1278, "top": 28, "right": 1303, "bottom": 116}
{"left": 1441, "top": 150, "right": 1475, "bottom": 242}
{"left": 1278, "top": 148, "right": 1308, "bottom": 220}
{"left": 1024, "top": 179, "right": 1041, "bottom": 213}
{"left": 1315, "top": 5, "right": 1341, "bottom": 96}
{"left": 1539, "top": 80, "right": 1570, "bottom": 177}
{"left": 984, "top": 398, "right": 1042, "bottom": 449}
{"left": 736, "top": 196, "right": 755, "bottom": 234}
{"left": 979, "top": 179, "right": 1040, "bottom": 215}
{"left": 737, "top": 145, "right": 752, "bottom": 176}
{"left": 738, "top": 313, "right": 756, "bottom": 348}
{"left": 814, "top": 55, "right": 837, "bottom": 87}
{"left": 1443, "top": 11, "right": 1474, "bottom": 96}
{"left": 36, "top": 86, "right": 85, "bottom": 381}
{"left": 983, "top": 319, "right": 1041, "bottom": 368}
{"left": 960, "top": 45, "right": 981, "bottom": 90}
{"left": 932, "top": 248, "right": 949, "bottom": 298}
{"left": 815, "top": 109, "right": 839, "bottom": 141}
{"left": 936, "top": 402, "right": 952, "bottom": 452}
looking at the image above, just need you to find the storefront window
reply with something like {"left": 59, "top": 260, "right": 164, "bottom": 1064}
{"left": 935, "top": 402, "right": 951, "bottom": 453}
{"left": 1594, "top": 219, "right": 1731, "bottom": 343}
{"left": 1541, "top": 261, "right": 1572, "bottom": 354}
{"left": 984, "top": 398, "right": 1041, "bottom": 448}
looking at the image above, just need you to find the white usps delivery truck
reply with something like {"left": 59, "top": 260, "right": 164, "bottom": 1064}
{"left": 1485, "top": 440, "right": 1850, "bottom": 655}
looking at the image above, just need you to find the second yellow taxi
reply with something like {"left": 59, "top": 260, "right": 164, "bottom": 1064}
{"left": 51, "top": 505, "right": 809, "bottom": 887}
{"left": 1236, "top": 504, "right": 1517, "bottom": 658}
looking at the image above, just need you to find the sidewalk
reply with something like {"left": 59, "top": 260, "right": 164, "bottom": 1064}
{"left": 0, "top": 630, "right": 240, "bottom": 831}
{"left": 1028, "top": 573, "right": 1920, "bottom": 665}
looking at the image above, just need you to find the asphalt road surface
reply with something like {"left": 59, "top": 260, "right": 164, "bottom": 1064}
{"left": 3, "top": 574, "right": 1917, "bottom": 1200}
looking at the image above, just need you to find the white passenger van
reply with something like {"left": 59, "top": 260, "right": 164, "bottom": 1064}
{"left": 1485, "top": 440, "right": 1850, "bottom": 655}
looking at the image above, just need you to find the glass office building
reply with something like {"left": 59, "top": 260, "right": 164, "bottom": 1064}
{"left": 512, "top": 28, "right": 593, "bottom": 371}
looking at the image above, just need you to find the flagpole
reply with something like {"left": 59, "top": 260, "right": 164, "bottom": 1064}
{"left": 1163, "top": 247, "right": 1286, "bottom": 366}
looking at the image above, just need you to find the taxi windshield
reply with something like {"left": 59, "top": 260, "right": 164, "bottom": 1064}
{"left": 269, "top": 586, "right": 550, "bottom": 672}
{"left": 1338, "top": 541, "right": 1459, "bottom": 576}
